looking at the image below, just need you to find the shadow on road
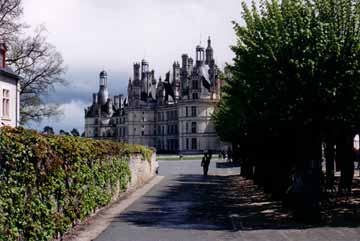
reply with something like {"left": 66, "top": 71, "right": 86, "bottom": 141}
{"left": 116, "top": 174, "right": 360, "bottom": 231}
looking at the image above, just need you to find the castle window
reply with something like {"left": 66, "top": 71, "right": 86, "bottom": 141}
{"left": 185, "top": 107, "right": 188, "bottom": 117}
{"left": 186, "top": 122, "right": 189, "bottom": 133}
{"left": 192, "top": 93, "right": 198, "bottom": 99}
{"left": 191, "top": 138, "right": 197, "bottom": 150}
{"left": 192, "top": 79, "right": 199, "bottom": 89}
{"left": 191, "top": 122, "right": 197, "bottom": 133}
{"left": 191, "top": 106, "right": 197, "bottom": 117}
{"left": 186, "top": 138, "right": 189, "bottom": 150}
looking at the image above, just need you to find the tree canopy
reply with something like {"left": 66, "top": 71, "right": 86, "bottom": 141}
{"left": 214, "top": 0, "right": 360, "bottom": 144}
{"left": 0, "top": 0, "right": 66, "bottom": 124}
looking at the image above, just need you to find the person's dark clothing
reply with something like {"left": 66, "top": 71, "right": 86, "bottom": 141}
{"left": 201, "top": 155, "right": 211, "bottom": 176}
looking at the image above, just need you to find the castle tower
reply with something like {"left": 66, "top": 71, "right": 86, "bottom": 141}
{"left": 205, "top": 36, "right": 214, "bottom": 65}
{"left": 98, "top": 70, "right": 109, "bottom": 105}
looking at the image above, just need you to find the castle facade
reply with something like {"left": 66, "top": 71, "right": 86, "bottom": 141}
{"left": 84, "top": 38, "right": 225, "bottom": 154}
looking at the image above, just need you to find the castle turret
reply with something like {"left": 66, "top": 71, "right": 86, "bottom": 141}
{"left": 98, "top": 70, "right": 109, "bottom": 105}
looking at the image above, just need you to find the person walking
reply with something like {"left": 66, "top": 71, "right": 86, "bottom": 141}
{"left": 201, "top": 152, "right": 211, "bottom": 176}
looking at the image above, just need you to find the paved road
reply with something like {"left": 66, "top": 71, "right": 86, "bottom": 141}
{"left": 95, "top": 160, "right": 360, "bottom": 241}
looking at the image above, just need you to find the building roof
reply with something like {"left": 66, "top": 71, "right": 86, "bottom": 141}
{"left": 0, "top": 66, "right": 20, "bottom": 81}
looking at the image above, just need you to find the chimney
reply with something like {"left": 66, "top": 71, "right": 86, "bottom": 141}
{"left": 0, "top": 43, "right": 6, "bottom": 68}
{"left": 119, "top": 94, "right": 124, "bottom": 108}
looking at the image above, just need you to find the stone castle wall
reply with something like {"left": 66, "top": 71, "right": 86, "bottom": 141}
{"left": 128, "top": 152, "right": 158, "bottom": 190}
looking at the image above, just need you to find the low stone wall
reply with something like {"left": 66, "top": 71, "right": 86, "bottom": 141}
{"left": 128, "top": 152, "right": 158, "bottom": 190}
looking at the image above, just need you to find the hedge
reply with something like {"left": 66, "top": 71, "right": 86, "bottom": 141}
{"left": 0, "top": 127, "right": 153, "bottom": 241}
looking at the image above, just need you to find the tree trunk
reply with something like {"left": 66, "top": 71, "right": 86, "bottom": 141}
{"left": 324, "top": 139, "right": 335, "bottom": 189}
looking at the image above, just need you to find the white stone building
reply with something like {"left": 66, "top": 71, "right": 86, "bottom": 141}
{"left": 85, "top": 38, "right": 225, "bottom": 154}
{"left": 0, "top": 43, "right": 20, "bottom": 127}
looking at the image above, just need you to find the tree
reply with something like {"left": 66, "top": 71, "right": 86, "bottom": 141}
{"left": 7, "top": 26, "right": 66, "bottom": 124}
{"left": 0, "top": 0, "right": 66, "bottom": 124}
{"left": 59, "top": 129, "right": 69, "bottom": 136}
{"left": 70, "top": 128, "right": 80, "bottom": 137}
{"left": 42, "top": 126, "right": 54, "bottom": 135}
{"left": 0, "top": 0, "right": 23, "bottom": 41}
{"left": 213, "top": 0, "right": 360, "bottom": 219}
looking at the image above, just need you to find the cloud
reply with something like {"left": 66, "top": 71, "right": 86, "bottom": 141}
{"left": 43, "top": 69, "right": 129, "bottom": 104}
{"left": 27, "top": 100, "right": 88, "bottom": 134}
{"left": 22, "top": 0, "right": 245, "bottom": 74}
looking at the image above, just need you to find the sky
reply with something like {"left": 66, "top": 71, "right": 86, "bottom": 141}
{"left": 22, "top": 0, "right": 247, "bottom": 133}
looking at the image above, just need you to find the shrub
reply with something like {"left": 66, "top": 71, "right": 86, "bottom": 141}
{"left": 0, "top": 127, "right": 152, "bottom": 241}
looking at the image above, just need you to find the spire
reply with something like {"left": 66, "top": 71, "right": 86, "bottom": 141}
{"left": 99, "top": 70, "right": 108, "bottom": 87}
{"left": 98, "top": 70, "right": 109, "bottom": 105}
{"left": 207, "top": 36, "right": 212, "bottom": 49}
{"left": 206, "top": 36, "right": 214, "bottom": 65}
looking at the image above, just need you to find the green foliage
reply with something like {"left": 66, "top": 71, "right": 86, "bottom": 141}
{"left": 0, "top": 127, "right": 153, "bottom": 241}
{"left": 213, "top": 0, "right": 360, "bottom": 209}
{"left": 214, "top": 0, "right": 360, "bottom": 144}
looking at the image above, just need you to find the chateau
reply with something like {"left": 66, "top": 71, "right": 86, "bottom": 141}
{"left": 84, "top": 38, "right": 225, "bottom": 154}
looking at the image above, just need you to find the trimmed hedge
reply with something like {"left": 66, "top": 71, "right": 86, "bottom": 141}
{"left": 0, "top": 127, "right": 153, "bottom": 241}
